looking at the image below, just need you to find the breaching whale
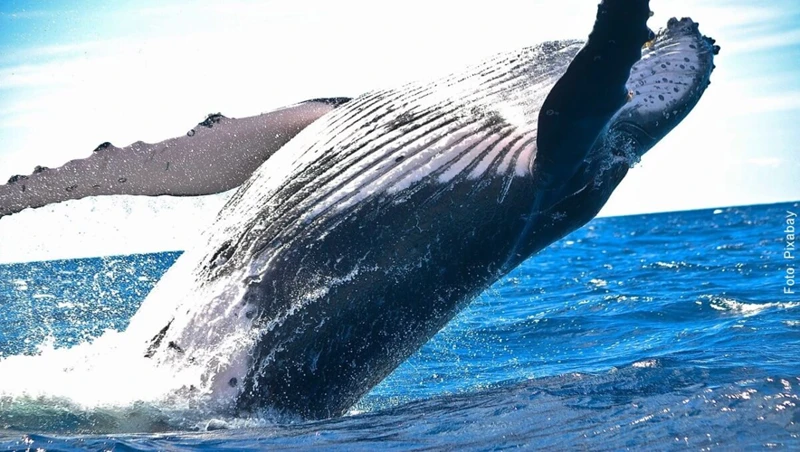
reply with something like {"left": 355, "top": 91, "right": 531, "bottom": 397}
{"left": 1, "top": 0, "right": 719, "bottom": 420}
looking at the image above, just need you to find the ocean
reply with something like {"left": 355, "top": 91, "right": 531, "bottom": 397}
{"left": 0, "top": 201, "right": 798, "bottom": 450}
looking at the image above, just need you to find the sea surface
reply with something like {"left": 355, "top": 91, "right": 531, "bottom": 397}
{"left": 0, "top": 201, "right": 798, "bottom": 450}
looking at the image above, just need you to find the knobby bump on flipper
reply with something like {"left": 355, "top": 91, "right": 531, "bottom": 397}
{"left": 188, "top": 113, "right": 228, "bottom": 136}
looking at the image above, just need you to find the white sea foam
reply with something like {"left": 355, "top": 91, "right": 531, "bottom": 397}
{"left": 707, "top": 297, "right": 800, "bottom": 317}
{"left": 0, "top": 191, "right": 232, "bottom": 264}
{"left": 632, "top": 359, "right": 660, "bottom": 369}
{"left": 0, "top": 331, "right": 176, "bottom": 404}
{"left": 0, "top": 320, "right": 246, "bottom": 432}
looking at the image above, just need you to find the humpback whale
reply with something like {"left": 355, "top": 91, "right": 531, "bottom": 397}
{"left": 1, "top": 1, "right": 719, "bottom": 420}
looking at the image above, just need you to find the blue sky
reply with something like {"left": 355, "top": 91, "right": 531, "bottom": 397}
{"left": 0, "top": 0, "right": 799, "bottom": 221}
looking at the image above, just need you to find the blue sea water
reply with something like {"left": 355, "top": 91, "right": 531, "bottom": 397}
{"left": 0, "top": 201, "right": 798, "bottom": 450}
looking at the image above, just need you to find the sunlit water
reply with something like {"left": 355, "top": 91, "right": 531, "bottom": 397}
{"left": 1, "top": 201, "right": 798, "bottom": 450}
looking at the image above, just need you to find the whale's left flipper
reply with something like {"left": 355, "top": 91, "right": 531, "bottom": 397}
{"left": 0, "top": 98, "right": 350, "bottom": 218}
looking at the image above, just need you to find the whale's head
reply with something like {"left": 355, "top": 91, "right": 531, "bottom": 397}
{"left": 607, "top": 17, "right": 719, "bottom": 161}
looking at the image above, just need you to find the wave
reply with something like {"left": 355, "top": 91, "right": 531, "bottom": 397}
{"left": 1, "top": 363, "right": 796, "bottom": 449}
{"left": 703, "top": 295, "right": 799, "bottom": 317}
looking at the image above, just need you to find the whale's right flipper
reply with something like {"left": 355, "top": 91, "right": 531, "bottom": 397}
{"left": 501, "top": 0, "right": 654, "bottom": 271}
{"left": 0, "top": 98, "right": 350, "bottom": 218}
{"left": 534, "top": 0, "right": 653, "bottom": 193}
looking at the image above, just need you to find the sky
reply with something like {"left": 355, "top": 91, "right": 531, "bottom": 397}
{"left": 0, "top": 0, "right": 799, "bottom": 261}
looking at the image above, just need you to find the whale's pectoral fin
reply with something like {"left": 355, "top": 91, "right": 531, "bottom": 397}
{"left": 534, "top": 0, "right": 652, "bottom": 194}
{"left": 0, "top": 98, "right": 351, "bottom": 219}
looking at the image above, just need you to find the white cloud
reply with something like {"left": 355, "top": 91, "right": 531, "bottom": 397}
{"left": 725, "top": 28, "right": 800, "bottom": 54}
{"left": 744, "top": 157, "right": 783, "bottom": 168}
{"left": 0, "top": 10, "right": 53, "bottom": 19}
{"left": 734, "top": 92, "right": 800, "bottom": 115}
